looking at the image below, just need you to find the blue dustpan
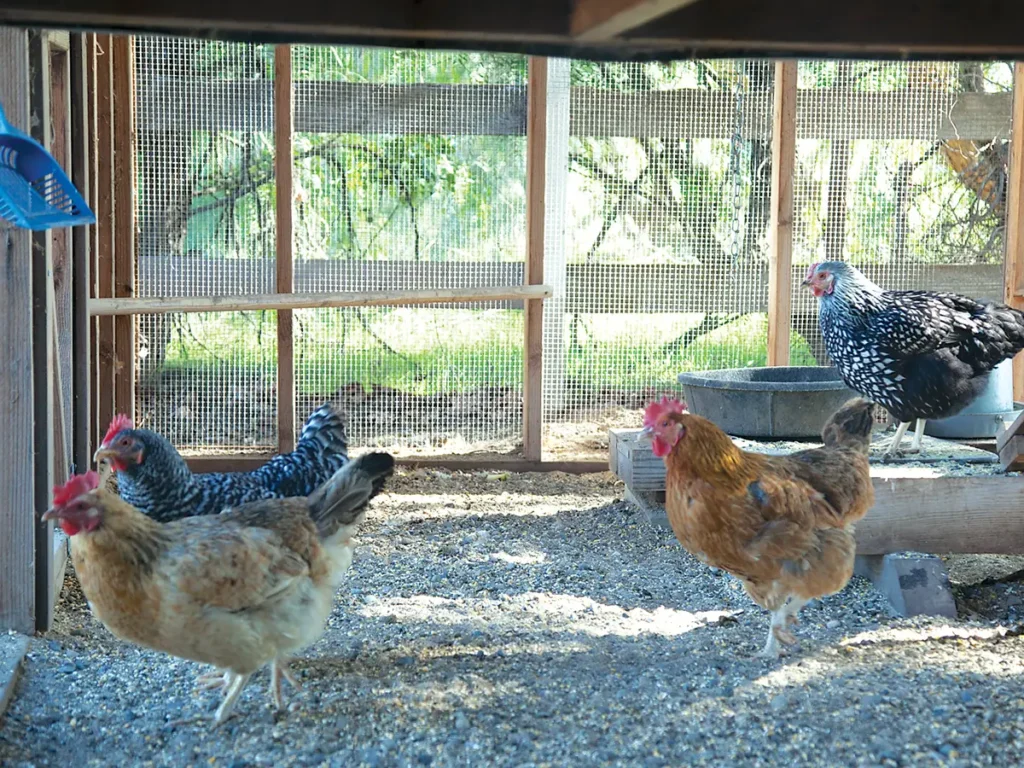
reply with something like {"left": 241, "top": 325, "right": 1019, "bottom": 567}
{"left": 0, "top": 101, "right": 95, "bottom": 231}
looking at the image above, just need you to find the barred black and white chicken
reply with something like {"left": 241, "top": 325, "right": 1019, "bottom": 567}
{"left": 94, "top": 403, "right": 351, "bottom": 522}
{"left": 803, "top": 261, "right": 1024, "bottom": 457}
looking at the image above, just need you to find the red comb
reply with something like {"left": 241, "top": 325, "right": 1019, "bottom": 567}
{"left": 102, "top": 413, "right": 134, "bottom": 446}
{"left": 643, "top": 395, "right": 687, "bottom": 427}
{"left": 52, "top": 471, "right": 100, "bottom": 507}
{"left": 805, "top": 262, "right": 820, "bottom": 281}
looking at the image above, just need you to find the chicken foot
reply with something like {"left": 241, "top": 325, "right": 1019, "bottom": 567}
{"left": 882, "top": 419, "right": 926, "bottom": 458}
{"left": 759, "top": 596, "right": 809, "bottom": 658}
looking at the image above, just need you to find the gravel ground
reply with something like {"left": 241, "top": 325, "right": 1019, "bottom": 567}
{"left": 3, "top": 470, "right": 1024, "bottom": 767}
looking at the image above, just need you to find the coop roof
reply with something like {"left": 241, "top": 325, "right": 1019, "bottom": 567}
{"left": 0, "top": 0, "right": 1022, "bottom": 61}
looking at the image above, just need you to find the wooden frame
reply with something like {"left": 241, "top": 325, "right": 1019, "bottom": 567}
{"left": 274, "top": 44, "right": 296, "bottom": 454}
{"left": 71, "top": 34, "right": 92, "bottom": 476}
{"left": 523, "top": 57, "right": 547, "bottom": 462}
{"left": 571, "top": 0, "right": 707, "bottom": 41}
{"left": 111, "top": 35, "right": 136, "bottom": 424}
{"left": 93, "top": 34, "right": 115, "bottom": 446}
{"left": 0, "top": 28, "right": 36, "bottom": 635}
{"left": 767, "top": 60, "right": 797, "bottom": 367}
{"left": 1005, "top": 61, "right": 1024, "bottom": 403}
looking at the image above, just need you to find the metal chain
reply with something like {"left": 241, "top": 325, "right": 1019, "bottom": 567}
{"left": 728, "top": 63, "right": 746, "bottom": 263}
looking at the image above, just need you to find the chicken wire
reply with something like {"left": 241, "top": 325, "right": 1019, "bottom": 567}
{"left": 789, "top": 61, "right": 1012, "bottom": 421}
{"left": 541, "top": 60, "right": 774, "bottom": 458}
{"left": 290, "top": 46, "right": 527, "bottom": 455}
{"left": 134, "top": 37, "right": 278, "bottom": 453}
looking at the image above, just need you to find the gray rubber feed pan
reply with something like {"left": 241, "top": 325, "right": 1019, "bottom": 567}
{"left": 676, "top": 366, "right": 858, "bottom": 439}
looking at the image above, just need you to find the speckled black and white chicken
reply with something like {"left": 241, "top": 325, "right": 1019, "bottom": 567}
{"left": 803, "top": 261, "right": 1024, "bottom": 456}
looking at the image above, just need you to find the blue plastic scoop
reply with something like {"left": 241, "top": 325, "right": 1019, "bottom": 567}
{"left": 0, "top": 101, "right": 95, "bottom": 230}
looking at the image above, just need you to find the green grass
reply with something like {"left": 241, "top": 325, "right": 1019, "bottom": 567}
{"left": 152, "top": 308, "right": 822, "bottom": 397}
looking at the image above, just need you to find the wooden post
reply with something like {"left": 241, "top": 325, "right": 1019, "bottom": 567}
{"left": 524, "top": 57, "right": 547, "bottom": 461}
{"left": 1005, "top": 61, "right": 1024, "bottom": 402}
{"left": 94, "top": 34, "right": 115, "bottom": 444}
{"left": 71, "top": 33, "right": 92, "bottom": 475}
{"left": 111, "top": 35, "right": 135, "bottom": 425}
{"left": 28, "top": 30, "right": 56, "bottom": 632}
{"left": 0, "top": 28, "right": 37, "bottom": 635}
{"left": 767, "top": 59, "right": 797, "bottom": 367}
{"left": 275, "top": 44, "right": 296, "bottom": 454}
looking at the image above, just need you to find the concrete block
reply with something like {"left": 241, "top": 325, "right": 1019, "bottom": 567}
{"left": 855, "top": 553, "right": 958, "bottom": 619}
{"left": 0, "top": 633, "right": 30, "bottom": 721}
{"left": 623, "top": 487, "right": 671, "bottom": 532}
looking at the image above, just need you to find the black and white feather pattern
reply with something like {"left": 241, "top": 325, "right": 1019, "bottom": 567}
{"left": 813, "top": 261, "right": 1024, "bottom": 424}
{"left": 111, "top": 403, "right": 350, "bottom": 523}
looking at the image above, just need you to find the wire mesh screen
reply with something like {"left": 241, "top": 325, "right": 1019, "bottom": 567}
{"left": 134, "top": 38, "right": 278, "bottom": 453}
{"left": 542, "top": 60, "right": 774, "bottom": 459}
{"left": 790, "top": 61, "right": 1012, "bottom": 373}
{"left": 290, "top": 47, "right": 527, "bottom": 455}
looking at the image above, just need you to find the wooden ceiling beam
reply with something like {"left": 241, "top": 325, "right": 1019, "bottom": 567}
{"left": 2, "top": 0, "right": 1024, "bottom": 60}
{"left": 570, "top": 0, "right": 706, "bottom": 41}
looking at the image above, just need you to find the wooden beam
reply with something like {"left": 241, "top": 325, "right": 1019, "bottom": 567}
{"left": 90, "top": 285, "right": 553, "bottom": 316}
{"left": 571, "top": 0, "right": 706, "bottom": 41}
{"left": 94, "top": 34, "right": 115, "bottom": 445}
{"left": 71, "top": 33, "right": 92, "bottom": 475}
{"left": 185, "top": 455, "right": 609, "bottom": 475}
{"left": 8, "top": 0, "right": 1024, "bottom": 60}
{"left": 856, "top": 477, "right": 1024, "bottom": 556}
{"left": 29, "top": 30, "right": 56, "bottom": 634}
{"left": 767, "top": 60, "right": 797, "bottom": 367}
{"left": 1006, "top": 62, "right": 1024, "bottom": 403}
{"left": 134, "top": 80, "right": 1014, "bottom": 141}
{"left": 523, "top": 57, "right": 547, "bottom": 462}
{"left": 275, "top": 44, "right": 295, "bottom": 454}
{"left": 111, "top": 35, "right": 136, "bottom": 426}
{"left": 0, "top": 28, "right": 36, "bottom": 635}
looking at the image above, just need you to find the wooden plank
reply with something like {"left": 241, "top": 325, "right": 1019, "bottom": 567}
{"left": 8, "top": 0, "right": 1024, "bottom": 63}
{"left": 0, "top": 634, "right": 31, "bottom": 721}
{"left": 90, "top": 284, "right": 553, "bottom": 316}
{"left": 998, "top": 435, "right": 1024, "bottom": 472}
{"left": 858, "top": 477, "right": 1024, "bottom": 556}
{"left": 0, "top": 29, "right": 35, "bottom": 636}
{"left": 571, "top": 0, "right": 707, "bottom": 41}
{"left": 767, "top": 60, "right": 797, "bottom": 367}
{"left": 29, "top": 30, "right": 56, "bottom": 634}
{"left": 94, "top": 34, "right": 115, "bottom": 445}
{"left": 111, "top": 35, "right": 136, "bottom": 427}
{"left": 996, "top": 406, "right": 1024, "bottom": 452}
{"left": 71, "top": 33, "right": 92, "bottom": 474}
{"left": 275, "top": 44, "right": 295, "bottom": 454}
{"left": 133, "top": 79, "right": 1014, "bottom": 141}
{"left": 523, "top": 57, "right": 547, "bottom": 462}
{"left": 86, "top": 33, "right": 99, "bottom": 457}
{"left": 1006, "top": 62, "right": 1024, "bottom": 403}
{"left": 185, "top": 455, "right": 608, "bottom": 475}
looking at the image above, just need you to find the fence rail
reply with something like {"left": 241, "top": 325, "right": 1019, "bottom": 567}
{"left": 137, "top": 79, "right": 1013, "bottom": 139}
{"left": 133, "top": 256, "right": 1006, "bottom": 313}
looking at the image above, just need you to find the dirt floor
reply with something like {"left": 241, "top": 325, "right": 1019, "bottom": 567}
{"left": 3, "top": 471, "right": 1024, "bottom": 767}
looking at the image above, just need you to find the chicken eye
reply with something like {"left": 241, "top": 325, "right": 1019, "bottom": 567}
{"left": 120, "top": 437, "right": 131, "bottom": 447}
{"left": 817, "top": 272, "right": 826, "bottom": 279}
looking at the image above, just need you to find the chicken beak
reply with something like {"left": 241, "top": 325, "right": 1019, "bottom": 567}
{"left": 637, "top": 426, "right": 654, "bottom": 444}
{"left": 41, "top": 506, "right": 61, "bottom": 522}
{"left": 800, "top": 277, "right": 812, "bottom": 287}
{"left": 93, "top": 446, "right": 114, "bottom": 464}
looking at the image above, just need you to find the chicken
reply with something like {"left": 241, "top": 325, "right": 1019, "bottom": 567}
{"left": 803, "top": 261, "right": 1024, "bottom": 457}
{"left": 42, "top": 451, "right": 395, "bottom": 724}
{"left": 642, "top": 396, "right": 875, "bottom": 657}
{"left": 95, "top": 403, "right": 351, "bottom": 522}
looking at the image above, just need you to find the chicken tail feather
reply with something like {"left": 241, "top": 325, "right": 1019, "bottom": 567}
{"left": 307, "top": 451, "right": 395, "bottom": 539}
{"left": 820, "top": 397, "right": 875, "bottom": 454}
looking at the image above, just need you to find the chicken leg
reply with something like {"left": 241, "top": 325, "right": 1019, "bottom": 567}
{"left": 269, "top": 656, "right": 302, "bottom": 710}
{"left": 882, "top": 420, "right": 911, "bottom": 458}
{"left": 214, "top": 671, "right": 253, "bottom": 726}
{"left": 908, "top": 419, "right": 926, "bottom": 453}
